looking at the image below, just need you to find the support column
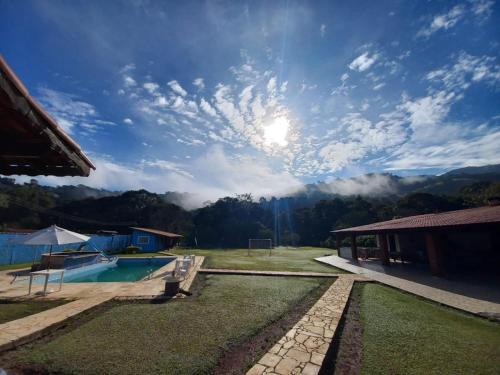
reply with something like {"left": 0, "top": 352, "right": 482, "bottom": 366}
{"left": 425, "top": 232, "right": 445, "bottom": 276}
{"left": 336, "top": 234, "right": 342, "bottom": 258}
{"left": 378, "top": 234, "right": 390, "bottom": 266}
{"left": 350, "top": 235, "right": 358, "bottom": 261}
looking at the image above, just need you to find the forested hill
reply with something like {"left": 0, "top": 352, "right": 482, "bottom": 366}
{"left": 1, "top": 164, "right": 499, "bottom": 248}
{"left": 2, "top": 164, "right": 499, "bottom": 209}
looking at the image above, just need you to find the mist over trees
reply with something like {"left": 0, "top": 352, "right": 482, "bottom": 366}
{"left": 1, "top": 175, "right": 499, "bottom": 248}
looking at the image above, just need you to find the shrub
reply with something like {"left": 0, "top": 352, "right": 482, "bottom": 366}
{"left": 123, "top": 245, "right": 141, "bottom": 254}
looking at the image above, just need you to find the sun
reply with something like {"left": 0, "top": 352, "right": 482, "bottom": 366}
{"left": 263, "top": 116, "right": 290, "bottom": 146}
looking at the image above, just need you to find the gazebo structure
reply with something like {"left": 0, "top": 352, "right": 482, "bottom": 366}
{"left": 0, "top": 55, "right": 95, "bottom": 177}
{"left": 333, "top": 203, "right": 500, "bottom": 276}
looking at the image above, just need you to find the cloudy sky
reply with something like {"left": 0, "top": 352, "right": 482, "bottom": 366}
{"left": 1, "top": 0, "right": 499, "bottom": 200}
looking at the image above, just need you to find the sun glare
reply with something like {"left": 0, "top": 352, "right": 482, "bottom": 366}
{"left": 263, "top": 116, "right": 290, "bottom": 146}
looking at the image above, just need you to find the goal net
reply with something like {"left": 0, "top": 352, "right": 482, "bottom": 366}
{"left": 248, "top": 238, "right": 273, "bottom": 249}
{"left": 248, "top": 238, "right": 273, "bottom": 256}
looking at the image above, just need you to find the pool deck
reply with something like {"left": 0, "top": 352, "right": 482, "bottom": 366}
{"left": 0, "top": 255, "right": 204, "bottom": 351}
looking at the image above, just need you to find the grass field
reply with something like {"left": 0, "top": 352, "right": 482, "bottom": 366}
{"left": 3, "top": 275, "right": 333, "bottom": 374}
{"left": 174, "top": 247, "right": 344, "bottom": 273}
{"left": 0, "top": 262, "right": 32, "bottom": 271}
{"left": 0, "top": 300, "right": 70, "bottom": 324}
{"left": 357, "top": 283, "right": 500, "bottom": 375}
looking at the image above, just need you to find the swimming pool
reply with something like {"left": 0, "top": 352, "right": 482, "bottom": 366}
{"left": 34, "top": 257, "right": 176, "bottom": 283}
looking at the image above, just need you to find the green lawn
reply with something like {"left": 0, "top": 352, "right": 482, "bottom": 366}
{"left": 357, "top": 283, "right": 500, "bottom": 375}
{"left": 4, "top": 275, "right": 333, "bottom": 374}
{"left": 174, "top": 247, "right": 344, "bottom": 273}
{"left": 0, "top": 299, "right": 71, "bottom": 324}
{"left": 0, "top": 262, "right": 32, "bottom": 271}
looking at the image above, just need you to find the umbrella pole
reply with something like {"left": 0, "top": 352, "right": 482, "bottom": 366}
{"left": 47, "top": 244, "right": 52, "bottom": 270}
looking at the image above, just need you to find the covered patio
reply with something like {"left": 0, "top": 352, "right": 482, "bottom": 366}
{"left": 333, "top": 204, "right": 500, "bottom": 277}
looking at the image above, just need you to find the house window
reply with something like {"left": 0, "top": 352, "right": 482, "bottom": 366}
{"left": 137, "top": 236, "right": 150, "bottom": 245}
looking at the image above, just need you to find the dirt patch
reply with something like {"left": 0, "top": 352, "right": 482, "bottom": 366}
{"left": 213, "top": 278, "right": 334, "bottom": 375}
{"left": 324, "top": 282, "right": 363, "bottom": 375}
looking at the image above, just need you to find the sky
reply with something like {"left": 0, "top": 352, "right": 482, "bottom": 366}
{"left": 1, "top": 0, "right": 499, "bottom": 202}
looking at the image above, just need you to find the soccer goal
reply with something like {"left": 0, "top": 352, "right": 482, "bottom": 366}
{"left": 248, "top": 238, "right": 273, "bottom": 256}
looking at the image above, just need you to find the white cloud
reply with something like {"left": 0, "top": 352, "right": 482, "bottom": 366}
{"left": 168, "top": 80, "right": 187, "bottom": 96}
{"left": 318, "top": 142, "right": 367, "bottom": 172}
{"left": 143, "top": 82, "right": 159, "bottom": 94}
{"left": 193, "top": 78, "right": 205, "bottom": 91}
{"left": 299, "top": 82, "right": 318, "bottom": 93}
{"left": 320, "top": 24, "right": 326, "bottom": 37}
{"left": 123, "top": 118, "right": 133, "bottom": 125}
{"left": 123, "top": 75, "right": 137, "bottom": 87}
{"left": 200, "top": 98, "right": 218, "bottom": 117}
{"left": 31, "top": 146, "right": 303, "bottom": 209}
{"left": 37, "top": 87, "right": 113, "bottom": 135}
{"left": 385, "top": 131, "right": 500, "bottom": 170}
{"left": 470, "top": 0, "right": 495, "bottom": 21}
{"left": 310, "top": 104, "right": 320, "bottom": 114}
{"left": 320, "top": 174, "right": 399, "bottom": 196}
{"left": 417, "top": 5, "right": 466, "bottom": 38}
{"left": 426, "top": 52, "right": 500, "bottom": 91}
{"left": 349, "top": 52, "right": 379, "bottom": 72}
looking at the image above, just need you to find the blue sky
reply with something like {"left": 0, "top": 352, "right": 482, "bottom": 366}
{"left": 1, "top": 0, "right": 499, "bottom": 202}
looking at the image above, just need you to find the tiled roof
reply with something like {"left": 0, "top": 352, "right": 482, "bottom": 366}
{"left": 333, "top": 205, "right": 500, "bottom": 234}
{"left": 131, "top": 227, "right": 183, "bottom": 238}
{"left": 0, "top": 55, "right": 95, "bottom": 176}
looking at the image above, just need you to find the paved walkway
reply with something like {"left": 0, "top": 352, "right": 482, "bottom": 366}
{"left": 0, "top": 256, "right": 204, "bottom": 351}
{"left": 247, "top": 274, "right": 368, "bottom": 375}
{"left": 316, "top": 255, "right": 500, "bottom": 316}
{"left": 199, "top": 268, "right": 340, "bottom": 278}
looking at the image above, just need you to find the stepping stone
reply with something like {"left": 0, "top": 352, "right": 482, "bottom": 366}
{"left": 259, "top": 353, "right": 281, "bottom": 368}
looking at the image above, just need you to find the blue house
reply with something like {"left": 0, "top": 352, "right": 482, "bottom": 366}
{"left": 130, "top": 227, "right": 183, "bottom": 252}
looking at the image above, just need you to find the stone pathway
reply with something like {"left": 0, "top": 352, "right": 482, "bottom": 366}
{"left": 0, "top": 256, "right": 204, "bottom": 352}
{"left": 247, "top": 274, "right": 368, "bottom": 375}
{"left": 199, "top": 269, "right": 340, "bottom": 278}
{"left": 316, "top": 255, "right": 500, "bottom": 316}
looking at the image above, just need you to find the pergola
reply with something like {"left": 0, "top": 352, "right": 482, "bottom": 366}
{"left": 0, "top": 55, "right": 95, "bottom": 177}
{"left": 333, "top": 204, "right": 500, "bottom": 276}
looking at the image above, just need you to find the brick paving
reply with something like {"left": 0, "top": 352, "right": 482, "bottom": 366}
{"left": 0, "top": 256, "right": 204, "bottom": 351}
{"left": 316, "top": 255, "right": 500, "bottom": 316}
{"left": 247, "top": 274, "right": 368, "bottom": 375}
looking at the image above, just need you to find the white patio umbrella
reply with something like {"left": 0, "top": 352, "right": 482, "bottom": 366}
{"left": 18, "top": 225, "right": 90, "bottom": 269}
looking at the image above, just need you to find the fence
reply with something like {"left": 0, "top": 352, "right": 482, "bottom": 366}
{"left": 0, "top": 233, "right": 131, "bottom": 265}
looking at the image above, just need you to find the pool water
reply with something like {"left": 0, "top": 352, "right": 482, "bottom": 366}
{"left": 65, "top": 263, "right": 161, "bottom": 282}
{"left": 34, "top": 257, "right": 176, "bottom": 283}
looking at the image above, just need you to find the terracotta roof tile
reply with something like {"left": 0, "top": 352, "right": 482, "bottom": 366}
{"left": 131, "top": 227, "right": 183, "bottom": 238}
{"left": 334, "top": 205, "right": 500, "bottom": 234}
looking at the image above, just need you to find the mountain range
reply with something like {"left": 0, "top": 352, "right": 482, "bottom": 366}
{"left": 3, "top": 164, "right": 500, "bottom": 210}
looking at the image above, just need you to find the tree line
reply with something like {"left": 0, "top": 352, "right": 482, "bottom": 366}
{"left": 0, "top": 177, "right": 499, "bottom": 248}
